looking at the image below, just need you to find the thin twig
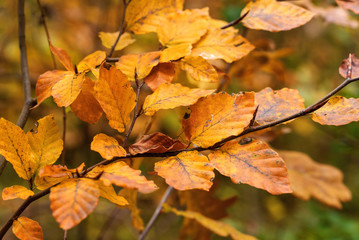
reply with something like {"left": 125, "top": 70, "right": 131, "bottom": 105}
{"left": 62, "top": 107, "right": 67, "bottom": 165}
{"left": 138, "top": 186, "right": 174, "bottom": 240}
{"left": 221, "top": 10, "right": 250, "bottom": 30}
{"left": 96, "top": 208, "right": 120, "bottom": 240}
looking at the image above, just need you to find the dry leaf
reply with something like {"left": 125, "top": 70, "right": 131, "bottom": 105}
{"left": 160, "top": 43, "right": 192, "bottom": 62}
{"left": 180, "top": 56, "right": 219, "bottom": 82}
{"left": 2, "top": 185, "right": 34, "bottom": 200}
{"left": 339, "top": 54, "right": 359, "bottom": 78}
{"left": 155, "top": 151, "right": 214, "bottom": 191}
{"left": 279, "top": 150, "right": 352, "bottom": 208}
{"left": 312, "top": 96, "right": 359, "bottom": 125}
{"left": 336, "top": 0, "right": 359, "bottom": 14}
{"left": 50, "top": 43, "right": 73, "bottom": 71}
{"left": 143, "top": 83, "right": 214, "bottom": 116}
{"left": 12, "top": 217, "right": 43, "bottom": 240}
{"left": 99, "top": 183, "right": 128, "bottom": 206}
{"left": 99, "top": 32, "right": 135, "bottom": 51}
{"left": 50, "top": 178, "right": 100, "bottom": 230}
{"left": 119, "top": 189, "right": 145, "bottom": 231}
{"left": 183, "top": 92, "right": 256, "bottom": 148}
{"left": 77, "top": 51, "right": 106, "bottom": 73}
{"left": 144, "top": 63, "right": 176, "bottom": 91}
{"left": 209, "top": 139, "right": 292, "bottom": 195}
{"left": 34, "top": 70, "right": 66, "bottom": 107}
{"left": 91, "top": 133, "right": 127, "bottom": 160}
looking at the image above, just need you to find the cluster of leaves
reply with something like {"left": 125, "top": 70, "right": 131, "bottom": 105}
{"left": 1, "top": 0, "right": 359, "bottom": 239}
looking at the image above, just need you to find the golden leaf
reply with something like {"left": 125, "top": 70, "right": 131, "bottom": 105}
{"left": 180, "top": 56, "right": 219, "bottom": 82}
{"left": 50, "top": 43, "right": 73, "bottom": 71}
{"left": 143, "top": 83, "right": 214, "bottom": 116}
{"left": 99, "top": 182, "right": 128, "bottom": 206}
{"left": 160, "top": 43, "right": 192, "bottom": 62}
{"left": 12, "top": 217, "right": 43, "bottom": 240}
{"left": 209, "top": 139, "right": 292, "bottom": 195}
{"left": 279, "top": 150, "right": 352, "bottom": 209}
{"left": 242, "top": 0, "right": 315, "bottom": 32}
{"left": 90, "top": 133, "right": 127, "bottom": 160}
{"left": 183, "top": 92, "right": 256, "bottom": 148}
{"left": 77, "top": 51, "right": 106, "bottom": 73}
{"left": 98, "top": 32, "right": 135, "bottom": 51}
{"left": 2, "top": 185, "right": 34, "bottom": 200}
{"left": 34, "top": 70, "right": 66, "bottom": 107}
{"left": 50, "top": 178, "right": 100, "bottom": 230}
{"left": 155, "top": 151, "right": 214, "bottom": 191}
{"left": 119, "top": 189, "right": 144, "bottom": 231}
{"left": 94, "top": 65, "right": 136, "bottom": 132}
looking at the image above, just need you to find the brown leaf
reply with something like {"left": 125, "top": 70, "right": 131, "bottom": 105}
{"left": 86, "top": 161, "right": 158, "bottom": 194}
{"left": 209, "top": 139, "right": 292, "bottom": 195}
{"left": 242, "top": 0, "right": 315, "bottom": 32}
{"left": 155, "top": 151, "right": 214, "bottom": 191}
{"left": 336, "top": 0, "right": 359, "bottom": 14}
{"left": 12, "top": 217, "right": 43, "bottom": 240}
{"left": 312, "top": 96, "right": 359, "bottom": 125}
{"left": 34, "top": 70, "right": 66, "bottom": 107}
{"left": 50, "top": 43, "right": 73, "bottom": 71}
{"left": 180, "top": 56, "right": 219, "bottom": 82}
{"left": 143, "top": 83, "right": 214, "bottom": 116}
{"left": 279, "top": 150, "right": 352, "bottom": 208}
{"left": 94, "top": 65, "right": 136, "bottom": 132}
{"left": 144, "top": 63, "right": 176, "bottom": 91}
{"left": 2, "top": 185, "right": 34, "bottom": 200}
{"left": 339, "top": 54, "right": 359, "bottom": 79}
{"left": 183, "top": 92, "right": 256, "bottom": 148}
{"left": 119, "top": 189, "right": 144, "bottom": 231}
{"left": 255, "top": 87, "right": 305, "bottom": 125}
{"left": 50, "top": 178, "right": 100, "bottom": 230}
{"left": 90, "top": 133, "right": 127, "bottom": 160}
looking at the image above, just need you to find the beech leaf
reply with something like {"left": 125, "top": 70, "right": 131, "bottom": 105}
{"left": 339, "top": 54, "right": 359, "bottom": 79}
{"left": 12, "top": 217, "right": 43, "bottom": 240}
{"left": 91, "top": 133, "right": 127, "bottom": 160}
{"left": 99, "top": 183, "right": 129, "bottom": 206}
{"left": 99, "top": 32, "right": 135, "bottom": 51}
{"left": 2, "top": 185, "right": 34, "bottom": 200}
{"left": 180, "top": 56, "right": 219, "bottom": 82}
{"left": 144, "top": 62, "right": 176, "bottom": 91}
{"left": 336, "top": 0, "right": 359, "bottom": 14}
{"left": 34, "top": 70, "right": 66, "bottom": 107}
{"left": 50, "top": 43, "right": 73, "bottom": 71}
{"left": 119, "top": 189, "right": 145, "bottom": 231}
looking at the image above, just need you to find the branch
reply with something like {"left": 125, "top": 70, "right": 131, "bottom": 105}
{"left": 221, "top": 10, "right": 249, "bottom": 30}
{"left": 138, "top": 186, "right": 173, "bottom": 240}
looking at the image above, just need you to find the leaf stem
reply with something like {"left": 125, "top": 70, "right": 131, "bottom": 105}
{"left": 221, "top": 10, "right": 250, "bottom": 30}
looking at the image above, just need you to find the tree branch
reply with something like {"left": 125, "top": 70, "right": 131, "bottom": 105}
{"left": 221, "top": 10, "right": 249, "bottom": 30}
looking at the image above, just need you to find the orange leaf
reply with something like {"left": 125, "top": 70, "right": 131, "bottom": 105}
{"left": 0, "top": 118, "right": 35, "bottom": 180}
{"left": 242, "top": 0, "right": 315, "bottom": 32}
{"left": 119, "top": 189, "right": 144, "bottom": 231}
{"left": 94, "top": 65, "right": 136, "bottom": 132}
{"left": 255, "top": 87, "right": 305, "bottom": 125}
{"left": 34, "top": 70, "right": 66, "bottom": 107}
{"left": 99, "top": 183, "right": 128, "bottom": 206}
{"left": 339, "top": 54, "right": 359, "bottom": 79}
{"left": 129, "top": 132, "right": 186, "bottom": 155}
{"left": 279, "top": 150, "right": 352, "bottom": 208}
{"left": 91, "top": 133, "right": 127, "bottom": 160}
{"left": 180, "top": 56, "right": 219, "bottom": 82}
{"left": 70, "top": 77, "right": 103, "bottom": 124}
{"left": 155, "top": 151, "right": 214, "bottom": 191}
{"left": 336, "top": 0, "right": 359, "bottom": 14}
{"left": 115, "top": 51, "right": 161, "bottom": 81}
{"left": 144, "top": 62, "right": 176, "bottom": 91}
{"left": 191, "top": 19, "right": 255, "bottom": 63}
{"left": 183, "top": 92, "right": 256, "bottom": 148}
{"left": 50, "top": 178, "right": 100, "bottom": 230}
{"left": 50, "top": 43, "right": 73, "bottom": 71}
{"left": 312, "top": 96, "right": 359, "bottom": 125}
{"left": 98, "top": 32, "right": 135, "bottom": 51}
{"left": 12, "top": 217, "right": 43, "bottom": 240}
{"left": 2, "top": 185, "right": 34, "bottom": 200}
{"left": 86, "top": 161, "right": 158, "bottom": 194}
{"left": 26, "top": 115, "right": 63, "bottom": 171}
{"left": 163, "top": 204, "right": 257, "bottom": 240}
{"left": 77, "top": 51, "right": 106, "bottom": 73}
{"left": 209, "top": 139, "right": 292, "bottom": 195}
{"left": 143, "top": 83, "right": 214, "bottom": 116}
{"left": 160, "top": 43, "right": 192, "bottom": 62}
{"left": 126, "top": 0, "right": 184, "bottom": 34}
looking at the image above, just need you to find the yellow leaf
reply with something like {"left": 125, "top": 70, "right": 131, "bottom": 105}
{"left": 0, "top": 118, "right": 35, "bottom": 180}
{"left": 208, "top": 139, "right": 292, "bottom": 195}
{"left": 12, "top": 217, "right": 43, "bottom": 240}
{"left": 143, "top": 83, "right": 214, "bottom": 116}
{"left": 99, "top": 32, "right": 135, "bottom": 51}
{"left": 99, "top": 183, "right": 128, "bottom": 206}
{"left": 163, "top": 204, "right": 257, "bottom": 240}
{"left": 119, "top": 189, "right": 144, "bottom": 231}
{"left": 183, "top": 92, "right": 256, "bottom": 148}
{"left": 94, "top": 65, "right": 136, "bottom": 132}
{"left": 180, "top": 56, "right": 219, "bottom": 82}
{"left": 86, "top": 161, "right": 158, "bottom": 194}
{"left": 126, "top": 0, "right": 184, "bottom": 34}
{"left": 50, "top": 43, "right": 73, "bottom": 71}
{"left": 77, "top": 51, "right": 106, "bottom": 73}
{"left": 160, "top": 43, "right": 192, "bottom": 62}
{"left": 50, "top": 178, "right": 100, "bottom": 230}
{"left": 115, "top": 51, "right": 161, "bottom": 81}
{"left": 155, "top": 151, "right": 214, "bottom": 191}
{"left": 2, "top": 185, "right": 34, "bottom": 200}
{"left": 242, "top": 0, "right": 315, "bottom": 32}
{"left": 27, "top": 115, "right": 63, "bottom": 171}
{"left": 90, "top": 133, "right": 127, "bottom": 160}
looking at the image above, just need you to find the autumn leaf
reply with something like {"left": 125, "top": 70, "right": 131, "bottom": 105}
{"left": 255, "top": 87, "right": 305, "bottom": 125}
{"left": 0, "top": 118, "right": 35, "bottom": 180}
{"left": 312, "top": 96, "right": 359, "bottom": 125}
{"left": 26, "top": 115, "right": 63, "bottom": 172}
{"left": 163, "top": 204, "right": 257, "bottom": 240}
{"left": 144, "top": 62, "right": 176, "bottom": 91}
{"left": 115, "top": 52, "right": 161, "bottom": 81}
{"left": 309, "top": 5, "right": 359, "bottom": 28}
{"left": 2, "top": 185, "right": 34, "bottom": 200}
{"left": 86, "top": 161, "right": 158, "bottom": 194}
{"left": 91, "top": 133, "right": 127, "bottom": 160}
{"left": 129, "top": 132, "right": 186, "bottom": 155}
{"left": 209, "top": 139, "right": 292, "bottom": 195}
{"left": 99, "top": 183, "right": 128, "bottom": 206}
{"left": 119, "top": 189, "right": 144, "bottom": 231}
{"left": 99, "top": 32, "right": 135, "bottom": 51}
{"left": 180, "top": 56, "right": 219, "bottom": 82}
{"left": 339, "top": 53, "right": 359, "bottom": 78}
{"left": 143, "top": 83, "right": 214, "bottom": 116}
{"left": 336, "top": 0, "right": 359, "bottom": 14}
{"left": 50, "top": 43, "right": 73, "bottom": 71}
{"left": 155, "top": 151, "right": 214, "bottom": 191}
{"left": 94, "top": 64, "right": 136, "bottom": 132}
{"left": 160, "top": 43, "right": 192, "bottom": 62}
{"left": 242, "top": 0, "right": 315, "bottom": 32}
{"left": 50, "top": 178, "right": 100, "bottom": 230}
{"left": 126, "top": 0, "right": 184, "bottom": 34}
{"left": 12, "top": 217, "right": 43, "bottom": 240}
{"left": 34, "top": 70, "right": 65, "bottom": 107}
{"left": 279, "top": 150, "right": 352, "bottom": 209}
{"left": 183, "top": 92, "right": 256, "bottom": 148}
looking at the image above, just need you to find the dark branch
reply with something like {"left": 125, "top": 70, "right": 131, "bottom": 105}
{"left": 221, "top": 10, "right": 249, "bottom": 30}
